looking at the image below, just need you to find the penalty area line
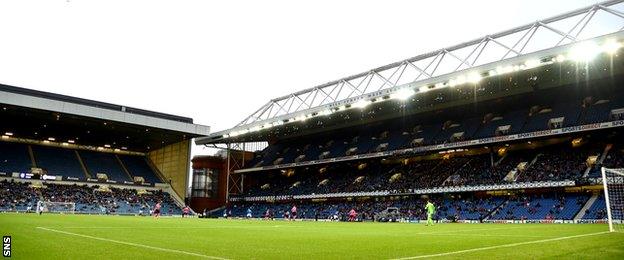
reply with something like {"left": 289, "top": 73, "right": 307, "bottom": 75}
{"left": 36, "top": 227, "right": 230, "bottom": 260}
{"left": 391, "top": 231, "right": 610, "bottom": 259}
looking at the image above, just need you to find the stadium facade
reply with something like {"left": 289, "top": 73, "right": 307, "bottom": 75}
{"left": 195, "top": 0, "right": 624, "bottom": 222}
{"left": 0, "top": 83, "right": 209, "bottom": 215}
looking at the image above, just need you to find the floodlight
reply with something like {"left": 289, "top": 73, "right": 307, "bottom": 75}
{"left": 602, "top": 39, "right": 622, "bottom": 55}
{"left": 569, "top": 41, "right": 600, "bottom": 62}
{"left": 455, "top": 75, "right": 467, "bottom": 85}
{"left": 391, "top": 88, "right": 415, "bottom": 100}
{"left": 319, "top": 109, "right": 333, "bottom": 116}
{"left": 524, "top": 59, "right": 540, "bottom": 69}
{"left": 448, "top": 79, "right": 458, "bottom": 87}
{"left": 352, "top": 99, "right": 371, "bottom": 109}
{"left": 467, "top": 72, "right": 482, "bottom": 84}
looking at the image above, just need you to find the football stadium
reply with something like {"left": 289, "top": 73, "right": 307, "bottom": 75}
{"left": 3, "top": 1, "right": 624, "bottom": 259}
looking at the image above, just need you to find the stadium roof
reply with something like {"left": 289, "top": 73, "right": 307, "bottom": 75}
{"left": 0, "top": 83, "right": 210, "bottom": 152}
{"left": 197, "top": 0, "right": 624, "bottom": 145}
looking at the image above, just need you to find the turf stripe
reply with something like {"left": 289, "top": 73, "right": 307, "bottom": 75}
{"left": 391, "top": 231, "right": 611, "bottom": 259}
{"left": 36, "top": 227, "right": 230, "bottom": 260}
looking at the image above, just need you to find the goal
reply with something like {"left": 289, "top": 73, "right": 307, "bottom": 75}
{"left": 36, "top": 201, "right": 76, "bottom": 214}
{"left": 601, "top": 167, "right": 624, "bottom": 232}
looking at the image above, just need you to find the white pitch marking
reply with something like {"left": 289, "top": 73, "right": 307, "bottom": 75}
{"left": 416, "top": 233, "right": 549, "bottom": 238}
{"left": 50, "top": 225, "right": 303, "bottom": 229}
{"left": 36, "top": 227, "right": 230, "bottom": 260}
{"left": 391, "top": 231, "right": 610, "bottom": 259}
{"left": 415, "top": 226, "right": 531, "bottom": 235}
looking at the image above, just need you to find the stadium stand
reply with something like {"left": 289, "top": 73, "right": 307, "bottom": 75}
{"left": 0, "top": 179, "right": 182, "bottom": 215}
{"left": 32, "top": 145, "right": 86, "bottom": 179}
{"left": 0, "top": 141, "right": 33, "bottom": 174}
{"left": 219, "top": 193, "right": 596, "bottom": 221}
{"left": 216, "top": 127, "right": 622, "bottom": 222}
{"left": 79, "top": 151, "right": 133, "bottom": 182}
{"left": 490, "top": 193, "right": 589, "bottom": 220}
{"left": 0, "top": 141, "right": 164, "bottom": 184}
{"left": 239, "top": 139, "right": 616, "bottom": 198}
{"left": 246, "top": 92, "right": 624, "bottom": 168}
{"left": 118, "top": 155, "right": 162, "bottom": 183}
{"left": 581, "top": 194, "right": 608, "bottom": 220}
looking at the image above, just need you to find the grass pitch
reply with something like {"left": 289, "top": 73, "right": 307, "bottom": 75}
{"left": 1, "top": 213, "right": 623, "bottom": 259}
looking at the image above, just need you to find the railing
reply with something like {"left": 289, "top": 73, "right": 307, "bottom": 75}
{"left": 230, "top": 180, "right": 576, "bottom": 202}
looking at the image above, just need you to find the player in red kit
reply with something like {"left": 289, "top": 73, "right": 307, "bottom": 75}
{"left": 290, "top": 205, "right": 297, "bottom": 221}
{"left": 348, "top": 208, "right": 357, "bottom": 222}
{"left": 153, "top": 201, "right": 162, "bottom": 219}
{"left": 182, "top": 206, "right": 190, "bottom": 218}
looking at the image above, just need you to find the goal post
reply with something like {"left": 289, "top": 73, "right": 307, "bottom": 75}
{"left": 601, "top": 167, "right": 624, "bottom": 232}
{"left": 36, "top": 201, "right": 76, "bottom": 214}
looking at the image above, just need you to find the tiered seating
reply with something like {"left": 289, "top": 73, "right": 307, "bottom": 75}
{"left": 0, "top": 180, "right": 182, "bottom": 215}
{"left": 490, "top": 194, "right": 588, "bottom": 220}
{"left": 243, "top": 140, "right": 619, "bottom": 198}
{"left": 518, "top": 145, "right": 591, "bottom": 182}
{"left": 252, "top": 94, "right": 622, "bottom": 167}
{"left": 223, "top": 193, "right": 590, "bottom": 221}
{"left": 32, "top": 145, "right": 85, "bottom": 179}
{"left": 119, "top": 155, "right": 161, "bottom": 183}
{"left": 473, "top": 110, "right": 527, "bottom": 139}
{"left": 0, "top": 180, "right": 39, "bottom": 211}
{"left": 580, "top": 97, "right": 624, "bottom": 124}
{"left": 438, "top": 197, "right": 505, "bottom": 220}
{"left": 0, "top": 142, "right": 32, "bottom": 173}
{"left": 80, "top": 151, "right": 131, "bottom": 182}
{"left": 582, "top": 195, "right": 607, "bottom": 219}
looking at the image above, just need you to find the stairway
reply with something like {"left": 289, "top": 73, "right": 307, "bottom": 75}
{"left": 27, "top": 145, "right": 37, "bottom": 168}
{"left": 514, "top": 153, "right": 542, "bottom": 181}
{"left": 495, "top": 153, "right": 507, "bottom": 167}
{"left": 584, "top": 144, "right": 612, "bottom": 177}
{"left": 574, "top": 194, "right": 598, "bottom": 220}
{"left": 441, "top": 159, "right": 473, "bottom": 186}
{"left": 115, "top": 155, "right": 134, "bottom": 181}
{"left": 483, "top": 198, "right": 509, "bottom": 221}
{"left": 75, "top": 151, "right": 91, "bottom": 178}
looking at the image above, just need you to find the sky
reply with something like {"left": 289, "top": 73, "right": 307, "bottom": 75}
{"left": 0, "top": 0, "right": 605, "bottom": 157}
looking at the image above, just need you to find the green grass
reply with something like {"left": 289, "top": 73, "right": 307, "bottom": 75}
{"left": 1, "top": 213, "right": 624, "bottom": 259}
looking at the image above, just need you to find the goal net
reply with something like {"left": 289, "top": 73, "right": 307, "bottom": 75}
{"left": 601, "top": 167, "right": 624, "bottom": 232}
{"left": 36, "top": 201, "right": 76, "bottom": 214}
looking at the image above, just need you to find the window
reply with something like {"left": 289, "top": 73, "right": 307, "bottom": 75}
{"left": 191, "top": 168, "right": 219, "bottom": 198}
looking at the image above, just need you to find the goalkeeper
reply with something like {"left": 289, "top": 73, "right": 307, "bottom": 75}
{"left": 425, "top": 200, "right": 436, "bottom": 226}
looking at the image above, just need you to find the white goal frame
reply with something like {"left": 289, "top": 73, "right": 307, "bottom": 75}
{"left": 601, "top": 167, "right": 624, "bottom": 232}
{"left": 37, "top": 201, "right": 76, "bottom": 214}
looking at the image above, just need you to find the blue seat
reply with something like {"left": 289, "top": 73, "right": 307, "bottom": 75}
{"left": 80, "top": 151, "right": 131, "bottom": 182}
{"left": 119, "top": 155, "right": 162, "bottom": 183}
{"left": 0, "top": 142, "right": 32, "bottom": 173}
{"left": 32, "top": 145, "right": 85, "bottom": 179}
